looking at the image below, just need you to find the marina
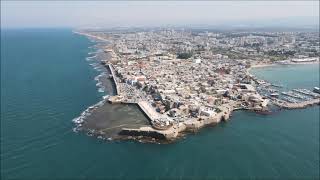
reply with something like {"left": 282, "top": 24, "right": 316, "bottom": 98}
{"left": 293, "top": 88, "right": 320, "bottom": 98}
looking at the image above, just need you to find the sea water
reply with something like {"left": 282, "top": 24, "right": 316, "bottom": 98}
{"left": 1, "top": 29, "right": 319, "bottom": 179}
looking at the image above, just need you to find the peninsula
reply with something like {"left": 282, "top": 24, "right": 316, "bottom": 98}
{"left": 74, "top": 29, "right": 320, "bottom": 143}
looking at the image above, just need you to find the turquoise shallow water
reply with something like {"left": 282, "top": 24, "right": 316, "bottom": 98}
{"left": 251, "top": 64, "right": 320, "bottom": 90}
{"left": 1, "top": 29, "right": 319, "bottom": 179}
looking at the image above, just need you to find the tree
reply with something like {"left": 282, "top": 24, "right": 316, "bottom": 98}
{"left": 177, "top": 52, "right": 193, "bottom": 59}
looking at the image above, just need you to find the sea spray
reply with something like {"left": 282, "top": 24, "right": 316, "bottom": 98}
{"left": 72, "top": 41, "right": 110, "bottom": 134}
{"left": 72, "top": 97, "right": 108, "bottom": 132}
{"left": 86, "top": 55, "right": 97, "bottom": 61}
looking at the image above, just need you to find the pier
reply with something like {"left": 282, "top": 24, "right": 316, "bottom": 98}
{"left": 292, "top": 89, "right": 320, "bottom": 98}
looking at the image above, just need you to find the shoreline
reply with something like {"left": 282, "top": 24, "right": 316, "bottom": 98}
{"left": 74, "top": 32, "right": 320, "bottom": 144}
{"left": 247, "top": 60, "right": 319, "bottom": 74}
{"left": 73, "top": 31, "right": 110, "bottom": 42}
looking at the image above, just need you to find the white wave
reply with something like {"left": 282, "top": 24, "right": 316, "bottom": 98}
{"left": 103, "top": 95, "right": 110, "bottom": 100}
{"left": 86, "top": 55, "right": 97, "bottom": 61}
{"left": 73, "top": 127, "right": 79, "bottom": 133}
{"left": 89, "top": 63, "right": 99, "bottom": 67}
{"left": 72, "top": 51, "right": 112, "bottom": 135}
{"left": 94, "top": 75, "right": 100, "bottom": 81}
{"left": 86, "top": 57, "right": 93, "bottom": 61}
{"left": 71, "top": 98, "right": 107, "bottom": 126}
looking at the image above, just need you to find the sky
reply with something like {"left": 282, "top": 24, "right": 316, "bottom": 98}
{"left": 1, "top": 1, "right": 319, "bottom": 28}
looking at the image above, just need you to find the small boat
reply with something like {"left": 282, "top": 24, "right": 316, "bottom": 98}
{"left": 314, "top": 87, "right": 320, "bottom": 94}
{"left": 255, "top": 110, "right": 272, "bottom": 115}
{"left": 88, "top": 106, "right": 95, "bottom": 110}
{"left": 271, "top": 84, "right": 283, "bottom": 88}
{"left": 270, "top": 93, "right": 279, "bottom": 97}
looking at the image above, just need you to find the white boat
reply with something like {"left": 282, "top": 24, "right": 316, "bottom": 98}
{"left": 270, "top": 93, "right": 279, "bottom": 97}
{"left": 314, "top": 87, "right": 320, "bottom": 94}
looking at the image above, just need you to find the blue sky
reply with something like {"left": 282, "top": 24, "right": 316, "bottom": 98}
{"left": 1, "top": 1, "right": 319, "bottom": 28}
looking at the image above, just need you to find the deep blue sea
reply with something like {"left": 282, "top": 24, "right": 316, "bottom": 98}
{"left": 1, "top": 29, "right": 319, "bottom": 179}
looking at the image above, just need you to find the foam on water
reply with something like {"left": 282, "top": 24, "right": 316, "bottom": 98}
{"left": 98, "top": 88, "right": 105, "bottom": 93}
{"left": 86, "top": 55, "right": 97, "bottom": 61}
{"left": 71, "top": 40, "right": 111, "bottom": 134}
{"left": 72, "top": 97, "right": 108, "bottom": 132}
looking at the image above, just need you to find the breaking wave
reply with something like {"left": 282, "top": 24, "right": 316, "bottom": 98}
{"left": 72, "top": 44, "right": 110, "bottom": 133}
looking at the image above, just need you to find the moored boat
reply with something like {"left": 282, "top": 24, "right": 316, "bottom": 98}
{"left": 313, "top": 87, "right": 320, "bottom": 94}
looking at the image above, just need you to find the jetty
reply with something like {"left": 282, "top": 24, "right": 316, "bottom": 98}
{"left": 120, "top": 101, "right": 179, "bottom": 140}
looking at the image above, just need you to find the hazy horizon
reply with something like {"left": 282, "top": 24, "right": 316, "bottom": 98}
{"left": 1, "top": 1, "right": 319, "bottom": 29}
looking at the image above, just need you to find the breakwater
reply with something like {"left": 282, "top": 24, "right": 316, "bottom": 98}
{"left": 272, "top": 98, "right": 320, "bottom": 109}
{"left": 107, "top": 64, "right": 120, "bottom": 95}
{"left": 111, "top": 97, "right": 234, "bottom": 141}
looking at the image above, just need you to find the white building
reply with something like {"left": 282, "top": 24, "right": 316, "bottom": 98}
{"left": 193, "top": 58, "right": 202, "bottom": 64}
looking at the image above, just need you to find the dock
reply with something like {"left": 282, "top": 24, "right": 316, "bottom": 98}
{"left": 292, "top": 89, "right": 320, "bottom": 98}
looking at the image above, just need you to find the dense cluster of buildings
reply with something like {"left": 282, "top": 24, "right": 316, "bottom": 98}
{"left": 91, "top": 28, "right": 319, "bottom": 61}
{"left": 95, "top": 29, "right": 290, "bottom": 129}
{"left": 75, "top": 28, "right": 319, "bottom": 141}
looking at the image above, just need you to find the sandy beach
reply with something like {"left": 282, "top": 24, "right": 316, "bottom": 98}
{"left": 247, "top": 60, "right": 320, "bottom": 75}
